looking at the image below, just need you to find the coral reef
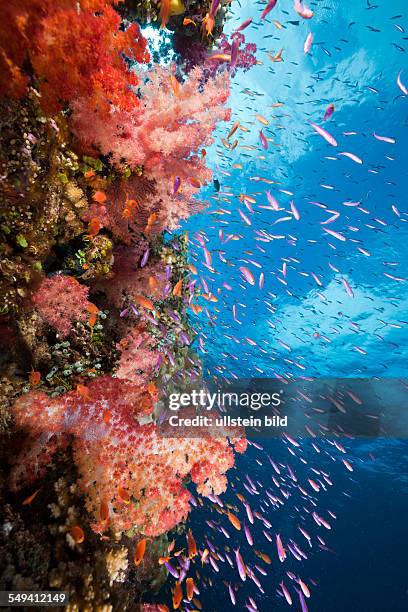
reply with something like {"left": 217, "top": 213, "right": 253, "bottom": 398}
{"left": 0, "top": 0, "right": 252, "bottom": 606}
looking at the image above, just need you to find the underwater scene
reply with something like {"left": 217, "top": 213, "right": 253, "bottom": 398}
{"left": 0, "top": 0, "right": 407, "bottom": 611}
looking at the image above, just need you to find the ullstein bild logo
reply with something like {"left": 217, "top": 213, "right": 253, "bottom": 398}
{"left": 168, "top": 389, "right": 283, "bottom": 411}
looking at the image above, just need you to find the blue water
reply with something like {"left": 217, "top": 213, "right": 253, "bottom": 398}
{"left": 158, "top": 0, "right": 408, "bottom": 609}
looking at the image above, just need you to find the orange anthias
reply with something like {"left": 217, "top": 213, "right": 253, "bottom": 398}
{"left": 187, "top": 528, "right": 197, "bottom": 558}
{"left": 160, "top": 0, "right": 171, "bottom": 29}
{"left": 117, "top": 486, "right": 131, "bottom": 504}
{"left": 172, "top": 581, "right": 183, "bottom": 609}
{"left": 134, "top": 294, "right": 155, "bottom": 311}
{"left": 76, "top": 384, "right": 89, "bottom": 400}
{"left": 22, "top": 488, "right": 41, "bottom": 506}
{"left": 70, "top": 525, "right": 85, "bottom": 544}
{"left": 172, "top": 279, "right": 183, "bottom": 296}
{"left": 186, "top": 577, "right": 194, "bottom": 601}
{"left": 227, "top": 511, "right": 241, "bottom": 530}
{"left": 134, "top": 538, "right": 147, "bottom": 565}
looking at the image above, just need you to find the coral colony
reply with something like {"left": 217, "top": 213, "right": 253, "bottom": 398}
{"left": 0, "top": 0, "right": 249, "bottom": 609}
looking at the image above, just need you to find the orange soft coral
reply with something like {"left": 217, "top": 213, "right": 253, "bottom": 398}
{"left": 0, "top": 0, "right": 149, "bottom": 115}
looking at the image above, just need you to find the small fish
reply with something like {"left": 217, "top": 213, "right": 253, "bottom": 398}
{"left": 70, "top": 525, "right": 85, "bottom": 544}
{"left": 281, "top": 581, "right": 293, "bottom": 605}
{"left": 183, "top": 17, "right": 196, "bottom": 26}
{"left": 145, "top": 212, "right": 158, "bottom": 233}
{"left": 256, "top": 114, "right": 269, "bottom": 126}
{"left": 228, "top": 121, "right": 240, "bottom": 140}
{"left": 100, "top": 500, "right": 109, "bottom": 526}
{"left": 290, "top": 201, "right": 300, "bottom": 220}
{"left": 235, "top": 18, "right": 253, "bottom": 32}
{"left": 141, "top": 249, "right": 150, "bottom": 268}
{"left": 269, "top": 48, "right": 284, "bottom": 62}
{"left": 186, "top": 577, "right": 195, "bottom": 601}
{"left": 294, "top": 0, "right": 314, "bottom": 19}
{"left": 172, "top": 581, "right": 183, "bottom": 609}
{"left": 231, "top": 36, "right": 240, "bottom": 68}
{"left": 202, "top": 0, "right": 220, "bottom": 37}
{"left": 173, "top": 175, "right": 181, "bottom": 194}
{"left": 304, "top": 32, "right": 313, "bottom": 54}
{"left": 76, "top": 384, "right": 89, "bottom": 400}
{"left": 397, "top": 70, "right": 408, "bottom": 95}
{"left": 276, "top": 533, "right": 287, "bottom": 562}
{"left": 228, "top": 583, "right": 236, "bottom": 605}
{"left": 187, "top": 529, "right": 197, "bottom": 558}
{"left": 227, "top": 511, "right": 242, "bottom": 530}
{"left": 117, "top": 487, "right": 131, "bottom": 504}
{"left": 172, "top": 279, "right": 183, "bottom": 296}
{"left": 310, "top": 123, "right": 338, "bottom": 147}
{"left": 134, "top": 295, "right": 156, "bottom": 311}
{"left": 134, "top": 539, "right": 147, "bottom": 565}
{"left": 342, "top": 458, "right": 354, "bottom": 472}
{"left": 261, "top": 0, "right": 278, "bottom": 20}
{"left": 339, "top": 151, "right": 363, "bottom": 164}
{"left": 259, "top": 130, "right": 268, "bottom": 150}
{"left": 323, "top": 227, "right": 346, "bottom": 241}
{"left": 373, "top": 132, "right": 396, "bottom": 144}
{"left": 235, "top": 548, "right": 247, "bottom": 581}
{"left": 341, "top": 277, "right": 354, "bottom": 297}
{"left": 240, "top": 267, "right": 255, "bottom": 285}
{"left": 22, "top": 488, "right": 41, "bottom": 505}
{"left": 189, "top": 177, "right": 202, "bottom": 188}
{"left": 298, "top": 578, "right": 311, "bottom": 598}
{"left": 323, "top": 103, "right": 335, "bottom": 120}
{"left": 160, "top": 0, "right": 170, "bottom": 29}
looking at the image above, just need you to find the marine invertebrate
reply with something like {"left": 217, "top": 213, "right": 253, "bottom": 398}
{"left": 73, "top": 65, "right": 230, "bottom": 171}
{"left": 73, "top": 65, "right": 229, "bottom": 229}
{"left": 10, "top": 375, "right": 246, "bottom": 536}
{"left": 115, "top": 325, "right": 160, "bottom": 386}
{"left": 0, "top": 0, "right": 149, "bottom": 116}
{"left": 32, "top": 275, "right": 96, "bottom": 337}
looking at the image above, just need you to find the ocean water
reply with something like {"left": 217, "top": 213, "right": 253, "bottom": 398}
{"left": 157, "top": 0, "right": 408, "bottom": 610}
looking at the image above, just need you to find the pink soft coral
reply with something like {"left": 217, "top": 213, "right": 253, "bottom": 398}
{"left": 74, "top": 65, "right": 230, "bottom": 232}
{"left": 10, "top": 376, "right": 246, "bottom": 536}
{"left": 115, "top": 325, "right": 160, "bottom": 386}
{"left": 72, "top": 65, "right": 230, "bottom": 171}
{"left": 32, "top": 275, "right": 95, "bottom": 336}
